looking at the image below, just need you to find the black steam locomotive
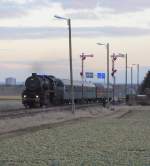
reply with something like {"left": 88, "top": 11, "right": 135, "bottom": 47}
{"left": 22, "top": 73, "right": 112, "bottom": 108}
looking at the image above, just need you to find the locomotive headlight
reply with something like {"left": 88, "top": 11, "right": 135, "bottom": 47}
{"left": 36, "top": 95, "right": 39, "bottom": 98}
{"left": 23, "top": 95, "right": 27, "bottom": 98}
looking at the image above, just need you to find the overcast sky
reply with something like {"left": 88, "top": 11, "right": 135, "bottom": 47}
{"left": 0, "top": 0, "right": 150, "bottom": 83}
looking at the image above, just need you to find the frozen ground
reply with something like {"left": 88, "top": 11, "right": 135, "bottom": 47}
{"left": 0, "top": 100, "right": 23, "bottom": 111}
{"left": 0, "top": 105, "right": 150, "bottom": 165}
{"left": 0, "top": 105, "right": 144, "bottom": 137}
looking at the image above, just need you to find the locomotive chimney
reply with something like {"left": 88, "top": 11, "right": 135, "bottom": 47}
{"left": 32, "top": 73, "right": 37, "bottom": 76}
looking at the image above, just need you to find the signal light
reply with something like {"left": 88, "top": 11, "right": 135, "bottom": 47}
{"left": 111, "top": 69, "right": 117, "bottom": 77}
{"left": 80, "top": 72, "right": 83, "bottom": 76}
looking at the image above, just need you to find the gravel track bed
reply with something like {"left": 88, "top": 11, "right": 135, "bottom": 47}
{"left": 0, "top": 103, "right": 102, "bottom": 119}
{"left": 0, "top": 106, "right": 70, "bottom": 120}
{"left": 0, "top": 106, "right": 113, "bottom": 137}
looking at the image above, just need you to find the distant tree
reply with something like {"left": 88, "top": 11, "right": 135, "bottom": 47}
{"left": 139, "top": 71, "right": 150, "bottom": 94}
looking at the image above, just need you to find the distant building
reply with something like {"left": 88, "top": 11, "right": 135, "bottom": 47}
{"left": 5, "top": 77, "right": 16, "bottom": 86}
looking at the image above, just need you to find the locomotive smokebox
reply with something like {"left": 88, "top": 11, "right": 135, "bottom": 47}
{"left": 25, "top": 75, "right": 41, "bottom": 91}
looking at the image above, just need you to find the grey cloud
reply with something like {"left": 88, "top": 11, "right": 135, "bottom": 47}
{"left": 0, "top": 3, "right": 27, "bottom": 18}
{"left": 0, "top": 48, "right": 13, "bottom": 51}
{"left": 50, "top": 0, "right": 150, "bottom": 12}
{"left": 0, "top": 27, "right": 67, "bottom": 39}
{"left": 51, "top": 0, "right": 150, "bottom": 12}
{"left": 1, "top": 0, "right": 150, "bottom": 19}
{"left": 100, "top": 0, "right": 150, "bottom": 12}
{"left": 66, "top": 11, "right": 99, "bottom": 20}
{"left": 0, "top": 26, "right": 150, "bottom": 40}
{"left": 0, "top": 0, "right": 52, "bottom": 18}
{"left": 53, "top": 0, "right": 98, "bottom": 9}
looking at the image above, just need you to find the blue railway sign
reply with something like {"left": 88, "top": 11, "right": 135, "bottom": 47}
{"left": 97, "top": 72, "right": 105, "bottom": 79}
{"left": 85, "top": 72, "right": 94, "bottom": 78}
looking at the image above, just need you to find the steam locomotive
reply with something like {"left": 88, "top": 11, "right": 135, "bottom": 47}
{"left": 22, "top": 73, "right": 112, "bottom": 108}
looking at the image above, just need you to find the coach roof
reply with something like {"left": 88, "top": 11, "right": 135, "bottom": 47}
{"left": 61, "top": 79, "right": 95, "bottom": 87}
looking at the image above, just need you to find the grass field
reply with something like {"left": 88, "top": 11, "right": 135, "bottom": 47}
{"left": 0, "top": 96, "right": 21, "bottom": 100}
{"left": 0, "top": 99, "right": 22, "bottom": 111}
{"left": 0, "top": 107, "right": 150, "bottom": 166}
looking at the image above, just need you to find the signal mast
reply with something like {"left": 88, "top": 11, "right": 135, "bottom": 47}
{"left": 111, "top": 53, "right": 125, "bottom": 103}
{"left": 80, "top": 53, "right": 94, "bottom": 99}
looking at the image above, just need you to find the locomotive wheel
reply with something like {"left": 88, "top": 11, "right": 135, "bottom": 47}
{"left": 28, "top": 103, "right": 35, "bottom": 108}
{"left": 52, "top": 97, "right": 63, "bottom": 105}
{"left": 24, "top": 105, "right": 29, "bottom": 109}
{"left": 44, "top": 97, "right": 50, "bottom": 107}
{"left": 40, "top": 103, "right": 43, "bottom": 107}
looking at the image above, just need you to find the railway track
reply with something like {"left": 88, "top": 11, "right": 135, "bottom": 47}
{"left": 0, "top": 103, "right": 102, "bottom": 120}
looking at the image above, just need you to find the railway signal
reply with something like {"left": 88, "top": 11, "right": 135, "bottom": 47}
{"left": 111, "top": 53, "right": 125, "bottom": 103}
{"left": 80, "top": 53, "right": 94, "bottom": 79}
{"left": 132, "top": 64, "right": 140, "bottom": 94}
{"left": 80, "top": 53, "right": 94, "bottom": 99}
{"left": 111, "top": 53, "right": 118, "bottom": 77}
{"left": 117, "top": 53, "right": 128, "bottom": 99}
{"left": 111, "top": 69, "right": 117, "bottom": 77}
{"left": 128, "top": 66, "right": 133, "bottom": 95}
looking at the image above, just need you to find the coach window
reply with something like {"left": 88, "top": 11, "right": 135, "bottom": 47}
{"left": 65, "top": 86, "right": 69, "bottom": 92}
